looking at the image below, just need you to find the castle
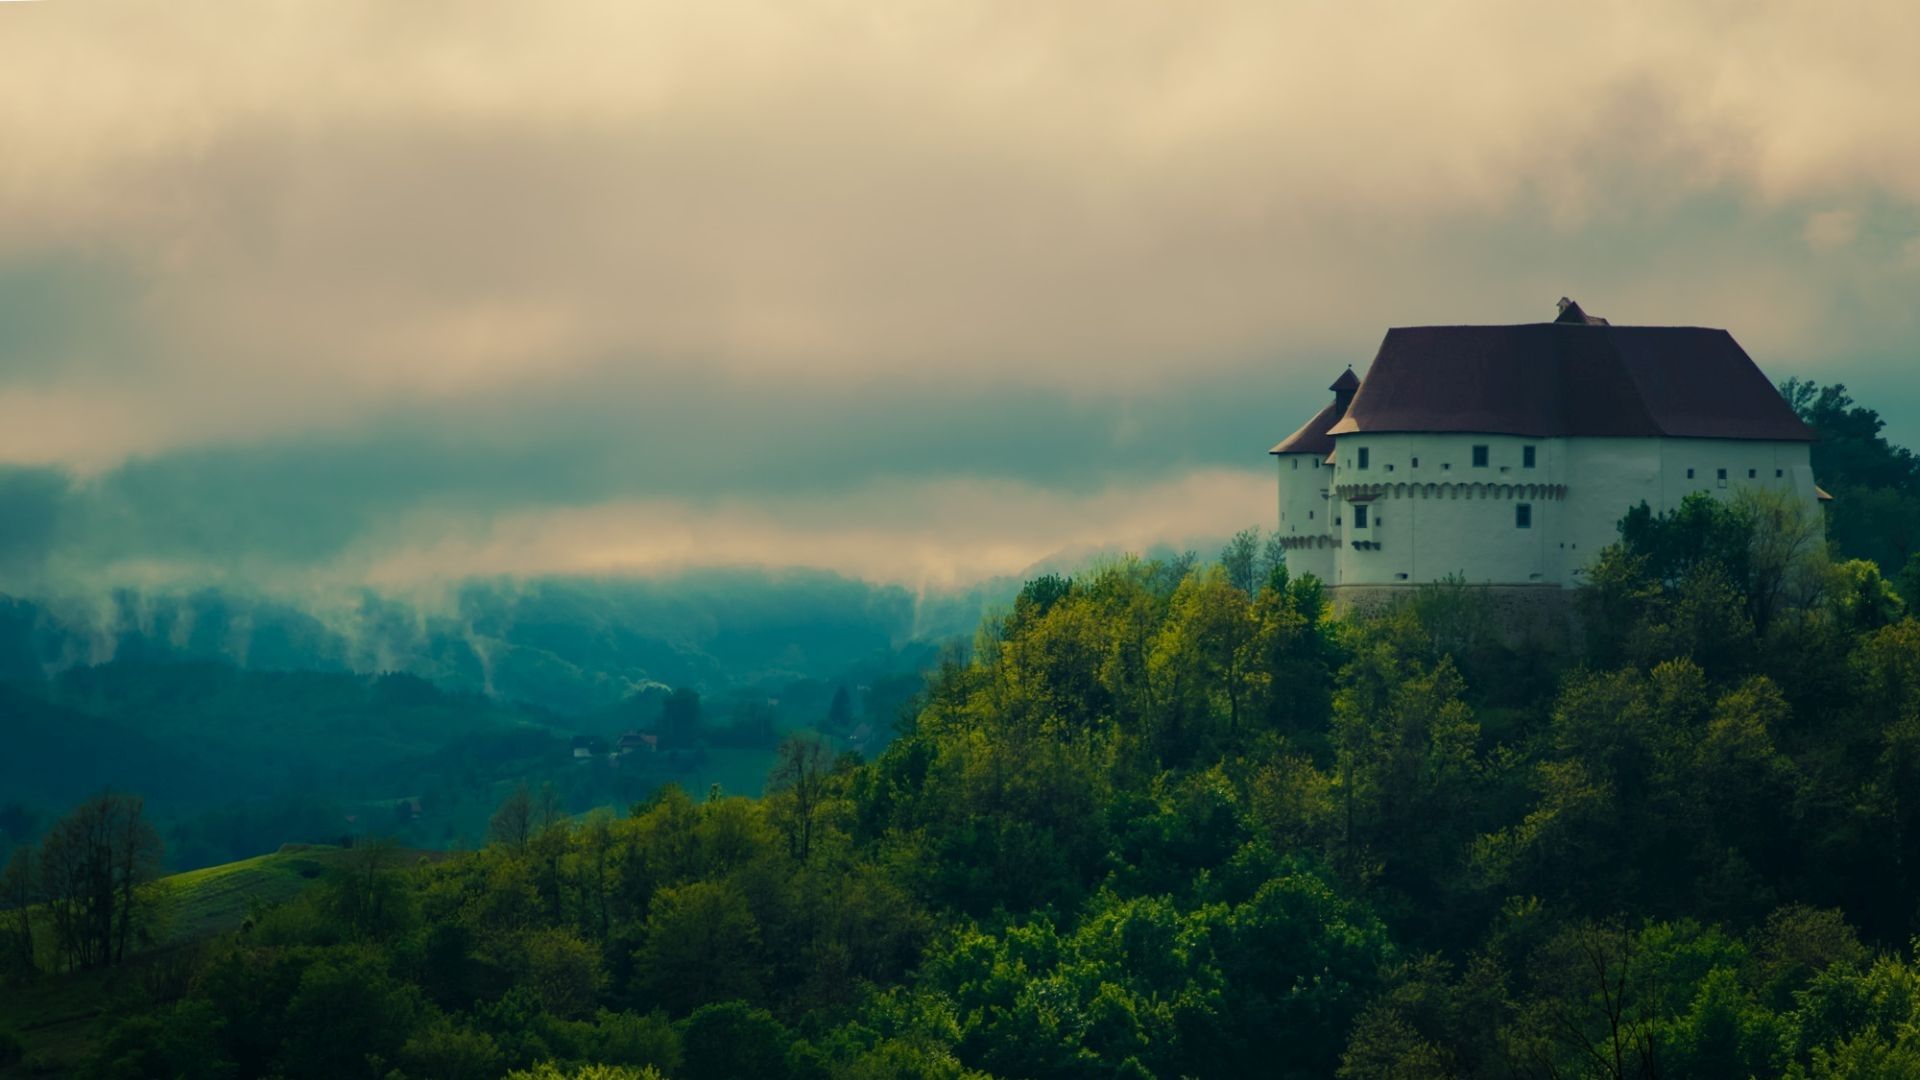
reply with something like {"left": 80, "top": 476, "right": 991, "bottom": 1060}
{"left": 1271, "top": 299, "right": 1825, "bottom": 614}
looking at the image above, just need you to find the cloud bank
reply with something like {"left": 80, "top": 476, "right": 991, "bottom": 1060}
{"left": 2, "top": 0, "right": 1918, "bottom": 592}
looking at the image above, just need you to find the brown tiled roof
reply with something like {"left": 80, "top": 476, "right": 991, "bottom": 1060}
{"left": 1270, "top": 399, "right": 1342, "bottom": 455}
{"left": 1324, "top": 323, "right": 1814, "bottom": 442}
{"left": 1271, "top": 369, "right": 1361, "bottom": 455}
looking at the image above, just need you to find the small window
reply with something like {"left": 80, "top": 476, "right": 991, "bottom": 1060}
{"left": 1291, "top": 459, "right": 1298, "bottom": 470}
{"left": 1358, "top": 448, "right": 1370, "bottom": 469}
{"left": 1308, "top": 510, "right": 1314, "bottom": 520}
{"left": 1334, "top": 516, "right": 1342, "bottom": 526}
{"left": 1717, "top": 468, "right": 1727, "bottom": 480}
{"left": 1385, "top": 463, "right": 1395, "bottom": 472}
{"left": 1748, "top": 468, "right": 1756, "bottom": 479}
{"left": 1412, "top": 456, "right": 1420, "bottom": 468}
{"left": 1523, "top": 446, "right": 1536, "bottom": 469}
{"left": 1354, "top": 505, "right": 1369, "bottom": 529}
{"left": 1775, "top": 469, "right": 1783, "bottom": 478}
{"left": 1394, "top": 572, "right": 1409, "bottom": 581}
{"left": 1442, "top": 463, "right": 1452, "bottom": 471}
{"left": 1515, "top": 504, "right": 1532, "bottom": 529}
{"left": 1687, "top": 468, "right": 1695, "bottom": 479}
{"left": 1472, "top": 445, "right": 1489, "bottom": 467}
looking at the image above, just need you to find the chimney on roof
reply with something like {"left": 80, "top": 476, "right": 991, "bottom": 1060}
{"left": 1330, "top": 366, "right": 1360, "bottom": 418}
{"left": 1554, "top": 297, "right": 1609, "bottom": 326}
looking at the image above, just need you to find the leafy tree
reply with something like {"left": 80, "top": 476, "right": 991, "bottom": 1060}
{"left": 1220, "top": 527, "right": 1262, "bottom": 595}
{"left": 82, "top": 999, "right": 232, "bottom": 1080}
{"left": 580, "top": 1009, "right": 681, "bottom": 1075}
{"left": 767, "top": 735, "right": 834, "bottom": 863}
{"left": 522, "top": 928, "right": 605, "bottom": 1020}
{"left": 679, "top": 1001, "right": 792, "bottom": 1080}
{"left": 1782, "top": 378, "right": 1920, "bottom": 573}
{"left": 492, "top": 784, "right": 536, "bottom": 853}
{"left": 397, "top": 1020, "right": 504, "bottom": 1080}
{"left": 1330, "top": 638, "right": 1481, "bottom": 919}
{"left": 635, "top": 880, "right": 764, "bottom": 1013}
{"left": 277, "top": 947, "right": 425, "bottom": 1077}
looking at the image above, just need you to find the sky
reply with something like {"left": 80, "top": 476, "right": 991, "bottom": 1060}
{"left": 3, "top": 0, "right": 1919, "bottom": 597}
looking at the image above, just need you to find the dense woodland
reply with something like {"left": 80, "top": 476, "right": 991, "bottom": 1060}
{"left": 4, "top": 381, "right": 1920, "bottom": 1078}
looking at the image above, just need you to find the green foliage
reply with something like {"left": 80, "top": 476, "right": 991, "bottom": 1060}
{"left": 914, "top": 870, "right": 1388, "bottom": 1079}
{"left": 679, "top": 1001, "right": 792, "bottom": 1080}
{"left": 398, "top": 1019, "right": 504, "bottom": 1080}
{"left": 505, "top": 1063, "right": 663, "bottom": 1080}
{"left": 34, "top": 427, "right": 1920, "bottom": 1080}
{"left": 634, "top": 880, "right": 765, "bottom": 1012}
{"left": 278, "top": 946, "right": 426, "bottom": 1077}
{"left": 523, "top": 928, "right": 606, "bottom": 1020}
{"left": 1783, "top": 379, "right": 1920, "bottom": 574}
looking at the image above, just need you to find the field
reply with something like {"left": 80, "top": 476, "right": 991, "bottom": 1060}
{"left": 151, "top": 843, "right": 363, "bottom": 943}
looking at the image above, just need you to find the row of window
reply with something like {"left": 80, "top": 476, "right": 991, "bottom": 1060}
{"left": 1331, "top": 450, "right": 1791, "bottom": 484}
{"left": 1687, "top": 467, "right": 1786, "bottom": 481}
{"left": 1349, "top": 444, "right": 1536, "bottom": 471}
{"left": 1346, "top": 503, "right": 1533, "bottom": 532}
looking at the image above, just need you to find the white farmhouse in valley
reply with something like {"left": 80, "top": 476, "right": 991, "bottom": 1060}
{"left": 1270, "top": 299, "right": 1824, "bottom": 611}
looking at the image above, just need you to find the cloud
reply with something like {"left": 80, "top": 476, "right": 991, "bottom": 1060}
{"left": 1805, "top": 210, "right": 1860, "bottom": 252}
{"left": 346, "top": 469, "right": 1271, "bottom": 592}
{"left": 0, "top": 454, "right": 1270, "bottom": 594}
{"left": 1, "top": 0, "right": 1917, "bottom": 587}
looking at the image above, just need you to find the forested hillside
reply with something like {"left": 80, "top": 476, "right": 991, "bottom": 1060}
{"left": 3, "top": 382, "right": 1920, "bottom": 1078}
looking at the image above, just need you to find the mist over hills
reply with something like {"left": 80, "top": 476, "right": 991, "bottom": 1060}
{"left": 0, "top": 568, "right": 1027, "bottom": 713}
{"left": 0, "top": 537, "right": 1223, "bottom": 708}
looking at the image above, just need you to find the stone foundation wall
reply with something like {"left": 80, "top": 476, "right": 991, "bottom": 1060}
{"left": 1328, "top": 582, "right": 1579, "bottom": 648}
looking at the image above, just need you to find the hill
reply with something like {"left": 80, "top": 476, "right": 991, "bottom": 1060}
{"left": 0, "top": 844, "right": 391, "bottom": 1077}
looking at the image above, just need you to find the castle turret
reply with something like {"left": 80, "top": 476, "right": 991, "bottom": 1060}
{"left": 1269, "top": 369, "right": 1357, "bottom": 583}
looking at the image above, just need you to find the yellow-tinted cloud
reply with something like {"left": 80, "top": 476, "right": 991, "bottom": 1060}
{"left": 2, "top": 2, "right": 1916, "bottom": 414}
{"left": 2, "top": 1, "right": 1918, "bottom": 586}
{"left": 334, "top": 469, "right": 1273, "bottom": 591}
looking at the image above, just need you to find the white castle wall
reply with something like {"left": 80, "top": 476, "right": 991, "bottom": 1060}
{"left": 1274, "top": 451, "right": 1337, "bottom": 582}
{"left": 1277, "top": 432, "right": 1816, "bottom": 591}
{"left": 1275, "top": 452, "right": 1332, "bottom": 537}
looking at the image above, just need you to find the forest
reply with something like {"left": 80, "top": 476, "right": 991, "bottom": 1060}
{"left": 3, "top": 380, "right": 1920, "bottom": 1079}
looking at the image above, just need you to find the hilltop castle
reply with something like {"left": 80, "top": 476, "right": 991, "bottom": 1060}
{"left": 1270, "top": 299, "right": 1824, "bottom": 613}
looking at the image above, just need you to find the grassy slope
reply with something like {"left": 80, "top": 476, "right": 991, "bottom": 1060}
{"left": 153, "top": 844, "right": 358, "bottom": 943}
{"left": 1, "top": 845, "right": 374, "bottom": 1077}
